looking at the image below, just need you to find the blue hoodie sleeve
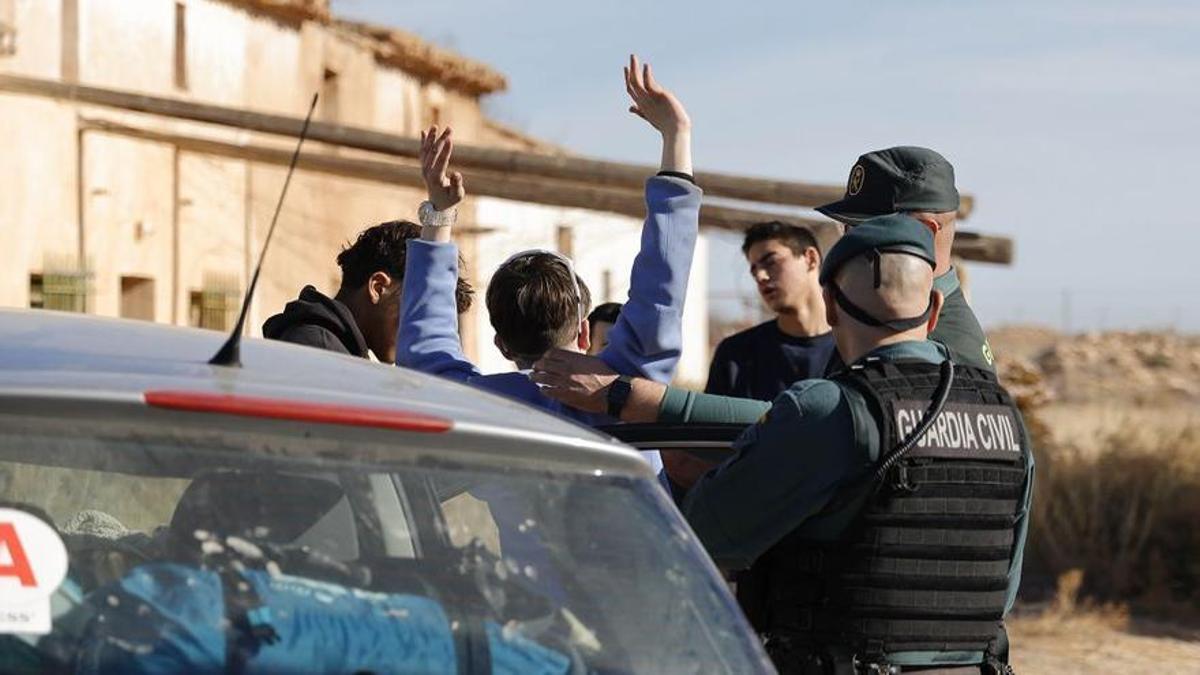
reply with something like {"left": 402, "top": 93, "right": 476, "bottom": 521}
{"left": 598, "top": 175, "right": 701, "bottom": 383}
{"left": 396, "top": 239, "right": 481, "bottom": 381}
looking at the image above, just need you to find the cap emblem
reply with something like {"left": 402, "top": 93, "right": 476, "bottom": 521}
{"left": 848, "top": 164, "right": 865, "bottom": 196}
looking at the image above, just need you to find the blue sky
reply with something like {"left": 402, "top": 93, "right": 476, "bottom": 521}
{"left": 335, "top": 0, "right": 1200, "bottom": 331}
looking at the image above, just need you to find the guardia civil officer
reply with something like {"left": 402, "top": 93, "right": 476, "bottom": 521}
{"left": 531, "top": 215, "right": 1034, "bottom": 674}
{"left": 818, "top": 146, "right": 996, "bottom": 373}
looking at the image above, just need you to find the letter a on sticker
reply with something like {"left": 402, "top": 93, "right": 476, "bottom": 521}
{"left": 0, "top": 522, "right": 37, "bottom": 588}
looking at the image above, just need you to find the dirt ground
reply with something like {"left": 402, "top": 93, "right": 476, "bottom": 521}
{"left": 1009, "top": 614, "right": 1200, "bottom": 674}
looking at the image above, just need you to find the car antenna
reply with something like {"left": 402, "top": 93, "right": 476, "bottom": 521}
{"left": 209, "top": 92, "right": 318, "bottom": 368}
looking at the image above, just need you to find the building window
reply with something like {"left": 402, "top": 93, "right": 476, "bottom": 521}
{"left": 602, "top": 269, "right": 614, "bottom": 303}
{"left": 0, "top": 0, "right": 16, "bottom": 56}
{"left": 188, "top": 274, "right": 240, "bottom": 331}
{"left": 29, "top": 261, "right": 89, "bottom": 313}
{"left": 320, "top": 68, "right": 339, "bottom": 122}
{"left": 556, "top": 225, "right": 574, "bottom": 259}
{"left": 119, "top": 276, "right": 156, "bottom": 322}
{"left": 173, "top": 2, "right": 188, "bottom": 90}
{"left": 61, "top": 0, "right": 78, "bottom": 81}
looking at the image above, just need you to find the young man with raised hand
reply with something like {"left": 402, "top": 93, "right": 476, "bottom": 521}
{"left": 397, "top": 55, "right": 699, "bottom": 450}
{"left": 264, "top": 221, "right": 473, "bottom": 363}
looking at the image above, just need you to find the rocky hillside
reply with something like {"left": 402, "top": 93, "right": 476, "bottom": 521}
{"left": 990, "top": 326, "right": 1200, "bottom": 405}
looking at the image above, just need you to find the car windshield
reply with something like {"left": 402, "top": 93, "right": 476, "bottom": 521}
{"left": 0, "top": 416, "right": 766, "bottom": 674}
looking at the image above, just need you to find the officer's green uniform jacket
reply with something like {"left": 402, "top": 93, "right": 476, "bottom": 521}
{"left": 933, "top": 267, "right": 995, "bottom": 371}
{"left": 662, "top": 340, "right": 1034, "bottom": 668}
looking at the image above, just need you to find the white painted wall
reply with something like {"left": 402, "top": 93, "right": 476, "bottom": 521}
{"left": 472, "top": 197, "right": 710, "bottom": 384}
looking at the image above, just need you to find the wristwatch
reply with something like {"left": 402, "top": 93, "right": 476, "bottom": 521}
{"left": 418, "top": 201, "right": 457, "bottom": 229}
{"left": 606, "top": 375, "right": 634, "bottom": 418}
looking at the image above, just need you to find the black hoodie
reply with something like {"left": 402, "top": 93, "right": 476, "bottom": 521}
{"left": 262, "top": 286, "right": 370, "bottom": 358}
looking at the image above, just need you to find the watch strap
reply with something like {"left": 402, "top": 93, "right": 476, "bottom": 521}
{"left": 606, "top": 376, "right": 634, "bottom": 418}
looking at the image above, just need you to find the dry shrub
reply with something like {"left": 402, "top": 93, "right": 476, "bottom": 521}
{"left": 1027, "top": 423, "right": 1200, "bottom": 613}
{"left": 1017, "top": 569, "right": 1129, "bottom": 636}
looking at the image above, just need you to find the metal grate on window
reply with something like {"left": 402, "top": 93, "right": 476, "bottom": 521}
{"left": 30, "top": 255, "right": 90, "bottom": 312}
{"left": 189, "top": 273, "right": 240, "bottom": 331}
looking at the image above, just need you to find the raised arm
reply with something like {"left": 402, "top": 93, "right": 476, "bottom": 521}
{"left": 395, "top": 126, "right": 480, "bottom": 381}
{"left": 599, "top": 55, "right": 701, "bottom": 383}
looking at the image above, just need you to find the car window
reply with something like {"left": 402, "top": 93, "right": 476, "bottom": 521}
{"left": 1, "top": 462, "right": 189, "bottom": 534}
{"left": 0, "top": 421, "right": 768, "bottom": 674}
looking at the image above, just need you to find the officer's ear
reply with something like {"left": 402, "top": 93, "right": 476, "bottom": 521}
{"left": 822, "top": 286, "right": 839, "bottom": 327}
{"left": 926, "top": 290, "right": 945, "bottom": 334}
{"left": 909, "top": 212, "right": 941, "bottom": 234}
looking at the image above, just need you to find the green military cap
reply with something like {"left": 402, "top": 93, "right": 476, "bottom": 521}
{"left": 819, "top": 214, "right": 938, "bottom": 332}
{"left": 819, "top": 214, "right": 936, "bottom": 286}
{"left": 817, "top": 146, "right": 959, "bottom": 226}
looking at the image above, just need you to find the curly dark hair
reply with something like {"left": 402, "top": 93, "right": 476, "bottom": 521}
{"left": 336, "top": 221, "right": 474, "bottom": 314}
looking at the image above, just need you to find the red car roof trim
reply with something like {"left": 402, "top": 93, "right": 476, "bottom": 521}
{"left": 144, "top": 390, "right": 452, "bottom": 433}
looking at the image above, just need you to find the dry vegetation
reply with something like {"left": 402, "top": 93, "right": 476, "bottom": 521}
{"left": 993, "top": 326, "right": 1200, "bottom": 672}
{"left": 1009, "top": 570, "right": 1200, "bottom": 674}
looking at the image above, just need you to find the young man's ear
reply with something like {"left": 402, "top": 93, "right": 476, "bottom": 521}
{"left": 804, "top": 246, "right": 821, "bottom": 272}
{"left": 575, "top": 317, "right": 592, "bottom": 353}
{"left": 367, "top": 271, "right": 395, "bottom": 305}
{"left": 822, "top": 286, "right": 839, "bottom": 328}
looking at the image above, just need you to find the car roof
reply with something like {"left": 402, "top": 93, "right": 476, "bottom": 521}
{"left": 0, "top": 309, "right": 646, "bottom": 475}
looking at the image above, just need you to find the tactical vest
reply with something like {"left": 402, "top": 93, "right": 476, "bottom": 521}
{"left": 755, "top": 358, "right": 1030, "bottom": 671}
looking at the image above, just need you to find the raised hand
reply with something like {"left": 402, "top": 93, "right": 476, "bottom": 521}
{"left": 624, "top": 54, "right": 691, "bottom": 138}
{"left": 419, "top": 125, "right": 465, "bottom": 212}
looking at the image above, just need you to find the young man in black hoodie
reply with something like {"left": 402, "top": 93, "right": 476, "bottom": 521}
{"left": 263, "top": 221, "right": 473, "bottom": 363}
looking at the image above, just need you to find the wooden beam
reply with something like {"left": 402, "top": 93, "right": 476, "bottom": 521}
{"left": 949, "top": 230, "right": 1014, "bottom": 265}
{"left": 77, "top": 117, "right": 1009, "bottom": 263}
{"left": 1, "top": 72, "right": 973, "bottom": 217}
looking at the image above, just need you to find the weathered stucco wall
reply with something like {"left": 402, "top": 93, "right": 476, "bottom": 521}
{"left": 0, "top": 0, "right": 707, "bottom": 376}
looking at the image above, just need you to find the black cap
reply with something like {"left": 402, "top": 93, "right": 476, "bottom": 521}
{"left": 819, "top": 214, "right": 936, "bottom": 287}
{"left": 816, "top": 147, "right": 959, "bottom": 226}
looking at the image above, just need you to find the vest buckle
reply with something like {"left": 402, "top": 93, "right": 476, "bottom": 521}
{"left": 853, "top": 638, "right": 895, "bottom": 674}
{"left": 890, "top": 463, "right": 918, "bottom": 493}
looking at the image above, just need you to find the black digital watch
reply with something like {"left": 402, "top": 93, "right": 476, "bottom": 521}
{"left": 605, "top": 375, "right": 634, "bottom": 418}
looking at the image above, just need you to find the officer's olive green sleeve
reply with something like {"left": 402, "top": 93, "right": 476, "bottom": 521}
{"left": 931, "top": 270, "right": 995, "bottom": 372}
{"left": 680, "top": 380, "right": 862, "bottom": 569}
{"left": 658, "top": 386, "right": 771, "bottom": 424}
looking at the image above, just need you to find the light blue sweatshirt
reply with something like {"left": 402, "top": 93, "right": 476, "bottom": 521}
{"left": 397, "top": 174, "right": 702, "bottom": 435}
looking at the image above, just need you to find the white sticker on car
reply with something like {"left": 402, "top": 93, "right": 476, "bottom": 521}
{"left": 0, "top": 507, "right": 69, "bottom": 635}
